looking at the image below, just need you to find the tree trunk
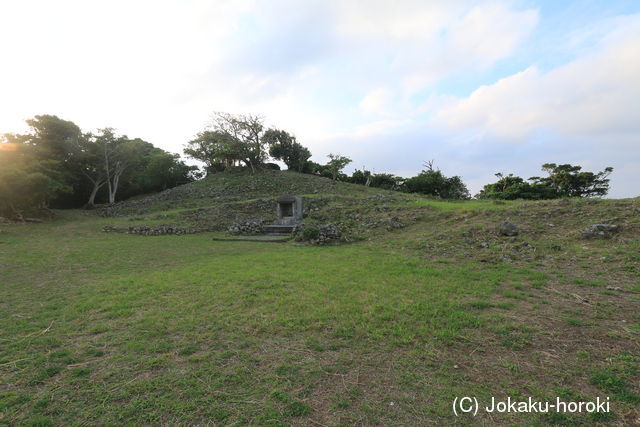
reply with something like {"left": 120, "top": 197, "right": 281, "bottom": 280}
{"left": 104, "top": 143, "right": 113, "bottom": 203}
{"left": 245, "top": 159, "right": 255, "bottom": 174}
{"left": 109, "top": 167, "right": 123, "bottom": 204}
{"left": 87, "top": 181, "right": 104, "bottom": 207}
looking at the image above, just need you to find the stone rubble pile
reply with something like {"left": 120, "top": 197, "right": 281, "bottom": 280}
{"left": 581, "top": 224, "right": 622, "bottom": 239}
{"left": 102, "top": 225, "right": 194, "bottom": 236}
{"left": 228, "top": 220, "right": 265, "bottom": 235}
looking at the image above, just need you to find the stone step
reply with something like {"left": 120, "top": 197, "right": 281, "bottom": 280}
{"left": 263, "top": 224, "right": 296, "bottom": 234}
{"left": 213, "top": 235, "right": 292, "bottom": 242}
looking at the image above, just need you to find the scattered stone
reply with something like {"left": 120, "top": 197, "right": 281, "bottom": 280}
{"left": 499, "top": 254, "right": 513, "bottom": 263}
{"left": 383, "top": 216, "right": 405, "bottom": 231}
{"left": 102, "top": 225, "right": 194, "bottom": 236}
{"left": 228, "top": 219, "right": 265, "bottom": 235}
{"left": 498, "top": 221, "right": 519, "bottom": 236}
{"left": 601, "top": 217, "right": 619, "bottom": 223}
{"left": 296, "top": 223, "right": 342, "bottom": 245}
{"left": 479, "top": 242, "right": 489, "bottom": 249}
{"left": 606, "top": 286, "right": 624, "bottom": 292}
{"left": 462, "top": 226, "right": 479, "bottom": 238}
{"left": 556, "top": 199, "right": 570, "bottom": 206}
{"left": 102, "top": 225, "right": 123, "bottom": 233}
{"left": 493, "top": 200, "right": 506, "bottom": 205}
{"left": 129, "top": 225, "right": 194, "bottom": 236}
{"left": 580, "top": 224, "right": 622, "bottom": 239}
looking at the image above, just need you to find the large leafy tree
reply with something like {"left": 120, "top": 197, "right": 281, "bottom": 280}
{"left": 477, "top": 173, "right": 556, "bottom": 200}
{"left": 184, "top": 130, "right": 239, "bottom": 173}
{"left": 8, "top": 115, "right": 85, "bottom": 207}
{"left": 209, "top": 112, "right": 268, "bottom": 173}
{"left": 22, "top": 115, "right": 82, "bottom": 163}
{"left": 263, "top": 129, "right": 311, "bottom": 172}
{"left": 3, "top": 115, "right": 199, "bottom": 210}
{"left": 478, "top": 164, "right": 614, "bottom": 200}
{"left": 349, "top": 169, "right": 403, "bottom": 190}
{"left": 185, "top": 113, "right": 298, "bottom": 174}
{"left": 326, "top": 153, "right": 352, "bottom": 181}
{"left": 403, "top": 161, "right": 470, "bottom": 199}
{"left": 532, "top": 163, "right": 613, "bottom": 198}
{"left": 0, "top": 136, "right": 71, "bottom": 217}
{"left": 92, "top": 130, "right": 156, "bottom": 204}
{"left": 137, "top": 151, "right": 200, "bottom": 192}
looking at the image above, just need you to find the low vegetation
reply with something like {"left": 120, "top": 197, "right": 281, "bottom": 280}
{"left": 1, "top": 171, "right": 638, "bottom": 425}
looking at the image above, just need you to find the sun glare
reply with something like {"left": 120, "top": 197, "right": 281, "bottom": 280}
{"left": 0, "top": 142, "right": 20, "bottom": 151}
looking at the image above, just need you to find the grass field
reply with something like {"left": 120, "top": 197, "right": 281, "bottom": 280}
{"left": 1, "top": 173, "right": 639, "bottom": 425}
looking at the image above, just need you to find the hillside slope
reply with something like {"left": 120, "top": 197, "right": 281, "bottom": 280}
{"left": 97, "top": 170, "right": 423, "bottom": 239}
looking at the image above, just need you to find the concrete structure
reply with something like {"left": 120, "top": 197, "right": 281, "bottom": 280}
{"left": 263, "top": 194, "right": 303, "bottom": 236}
{"left": 275, "top": 194, "right": 303, "bottom": 225}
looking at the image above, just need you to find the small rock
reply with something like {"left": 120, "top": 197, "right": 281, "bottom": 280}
{"left": 479, "top": 242, "right": 489, "bottom": 249}
{"left": 500, "top": 254, "right": 513, "bottom": 263}
{"left": 606, "top": 286, "right": 623, "bottom": 292}
{"left": 498, "top": 221, "right": 519, "bottom": 236}
{"left": 581, "top": 224, "right": 622, "bottom": 239}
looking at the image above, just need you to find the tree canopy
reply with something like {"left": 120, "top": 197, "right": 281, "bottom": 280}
{"left": 263, "top": 129, "right": 311, "bottom": 172}
{"left": 402, "top": 161, "right": 470, "bottom": 199}
{"left": 0, "top": 115, "right": 197, "bottom": 217}
{"left": 478, "top": 164, "right": 613, "bottom": 199}
{"left": 326, "top": 154, "right": 352, "bottom": 181}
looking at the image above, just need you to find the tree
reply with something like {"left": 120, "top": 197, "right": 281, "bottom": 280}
{"left": 22, "top": 115, "right": 82, "bottom": 163}
{"left": 263, "top": 129, "right": 311, "bottom": 172}
{"left": 78, "top": 133, "right": 108, "bottom": 207}
{"left": 326, "top": 154, "right": 352, "bottom": 181}
{"left": 137, "top": 151, "right": 201, "bottom": 192}
{"left": 209, "top": 112, "right": 266, "bottom": 173}
{"left": 403, "top": 161, "right": 470, "bottom": 199}
{"left": 477, "top": 173, "right": 556, "bottom": 200}
{"left": 0, "top": 137, "right": 71, "bottom": 217}
{"left": 531, "top": 163, "right": 613, "bottom": 198}
{"left": 4, "top": 115, "right": 197, "bottom": 209}
{"left": 184, "top": 113, "right": 270, "bottom": 174}
{"left": 349, "top": 169, "right": 372, "bottom": 185}
{"left": 184, "top": 130, "right": 239, "bottom": 173}
{"left": 370, "top": 173, "right": 403, "bottom": 190}
{"left": 478, "top": 164, "right": 614, "bottom": 200}
{"left": 349, "top": 169, "right": 403, "bottom": 190}
{"left": 92, "top": 129, "right": 151, "bottom": 204}
{"left": 8, "top": 115, "right": 85, "bottom": 208}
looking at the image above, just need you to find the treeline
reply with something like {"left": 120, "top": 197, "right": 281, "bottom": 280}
{"left": 1, "top": 115, "right": 198, "bottom": 218}
{"left": 185, "top": 113, "right": 613, "bottom": 200}
{"left": 341, "top": 162, "right": 613, "bottom": 200}
{"left": 1, "top": 112, "right": 615, "bottom": 218}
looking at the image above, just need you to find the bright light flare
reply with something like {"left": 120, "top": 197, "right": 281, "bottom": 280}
{"left": 0, "top": 143, "right": 20, "bottom": 151}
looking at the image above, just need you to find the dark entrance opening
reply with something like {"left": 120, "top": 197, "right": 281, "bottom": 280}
{"left": 281, "top": 202, "right": 293, "bottom": 217}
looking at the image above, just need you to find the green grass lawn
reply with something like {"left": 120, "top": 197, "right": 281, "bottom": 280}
{"left": 2, "top": 204, "right": 639, "bottom": 425}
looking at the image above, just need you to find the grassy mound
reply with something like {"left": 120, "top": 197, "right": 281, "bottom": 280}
{"left": 97, "top": 170, "right": 425, "bottom": 241}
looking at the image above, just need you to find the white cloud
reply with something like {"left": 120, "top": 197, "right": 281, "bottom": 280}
{"left": 359, "top": 88, "right": 394, "bottom": 115}
{"left": 433, "top": 14, "right": 640, "bottom": 141}
{"left": 0, "top": 0, "right": 540, "bottom": 155}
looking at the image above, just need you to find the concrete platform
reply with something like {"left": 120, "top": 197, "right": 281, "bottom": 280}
{"left": 212, "top": 234, "right": 292, "bottom": 242}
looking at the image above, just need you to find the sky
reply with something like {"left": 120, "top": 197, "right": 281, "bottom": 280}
{"left": 1, "top": 0, "right": 639, "bottom": 197}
